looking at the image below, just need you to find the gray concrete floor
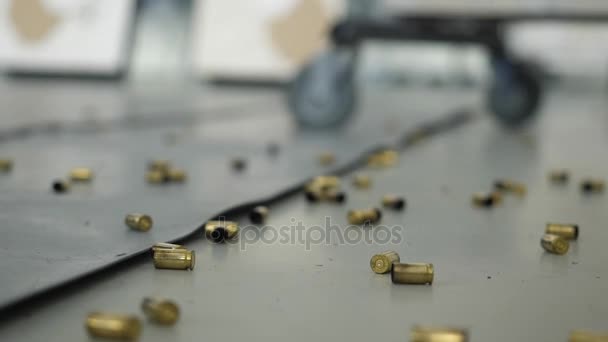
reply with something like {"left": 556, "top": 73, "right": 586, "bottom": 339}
{"left": 0, "top": 81, "right": 607, "bottom": 341}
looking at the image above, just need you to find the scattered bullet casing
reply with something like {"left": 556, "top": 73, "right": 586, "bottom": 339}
{"left": 581, "top": 179, "right": 605, "bottom": 194}
{"left": 69, "top": 167, "right": 94, "bottom": 182}
{"left": 347, "top": 208, "right": 382, "bottom": 225}
{"left": 391, "top": 263, "right": 434, "bottom": 285}
{"left": 541, "top": 234, "right": 569, "bottom": 255}
{"left": 52, "top": 179, "right": 70, "bottom": 193}
{"left": 305, "top": 190, "right": 346, "bottom": 204}
{"left": 352, "top": 174, "right": 371, "bottom": 189}
{"left": 569, "top": 330, "right": 608, "bottom": 342}
{"left": 494, "top": 179, "right": 526, "bottom": 196}
{"left": 318, "top": 152, "right": 335, "bottom": 166}
{"left": 367, "top": 149, "right": 398, "bottom": 168}
{"left": 306, "top": 176, "right": 340, "bottom": 193}
{"left": 86, "top": 312, "right": 141, "bottom": 340}
{"left": 249, "top": 206, "right": 269, "bottom": 224}
{"left": 382, "top": 194, "right": 406, "bottom": 210}
{"left": 153, "top": 249, "right": 195, "bottom": 270}
{"left": 370, "top": 251, "right": 400, "bottom": 274}
{"left": 205, "top": 220, "right": 239, "bottom": 242}
{"left": 410, "top": 326, "right": 468, "bottom": 342}
{"left": 0, "top": 159, "right": 13, "bottom": 172}
{"left": 125, "top": 214, "right": 153, "bottom": 232}
{"left": 146, "top": 170, "right": 170, "bottom": 184}
{"left": 546, "top": 223, "right": 579, "bottom": 240}
{"left": 548, "top": 170, "right": 569, "bottom": 184}
{"left": 471, "top": 192, "right": 501, "bottom": 208}
{"left": 141, "top": 297, "right": 180, "bottom": 325}
{"left": 167, "top": 168, "right": 187, "bottom": 183}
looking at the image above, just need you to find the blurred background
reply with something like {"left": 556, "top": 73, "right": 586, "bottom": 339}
{"left": 1, "top": 0, "right": 608, "bottom": 126}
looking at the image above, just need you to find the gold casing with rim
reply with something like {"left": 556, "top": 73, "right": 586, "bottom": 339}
{"left": 85, "top": 312, "right": 141, "bottom": 340}
{"left": 541, "top": 234, "right": 569, "bottom": 255}
{"left": 392, "top": 263, "right": 434, "bottom": 285}
{"left": 141, "top": 297, "right": 180, "bottom": 325}
{"left": 370, "top": 251, "right": 400, "bottom": 274}
{"left": 153, "top": 249, "right": 195, "bottom": 270}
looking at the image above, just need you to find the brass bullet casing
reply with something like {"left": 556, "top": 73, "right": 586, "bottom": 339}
{"left": 85, "top": 312, "right": 142, "bottom": 340}
{"left": 306, "top": 175, "right": 340, "bottom": 194}
{"left": 541, "top": 234, "right": 569, "bottom": 255}
{"left": 347, "top": 208, "right": 382, "bottom": 225}
{"left": 148, "top": 159, "right": 171, "bottom": 173}
{"left": 382, "top": 194, "right": 406, "bottom": 210}
{"left": 249, "top": 206, "right": 269, "bottom": 224}
{"left": 167, "top": 168, "right": 187, "bottom": 183}
{"left": 125, "top": 214, "right": 153, "bottom": 232}
{"left": 581, "top": 178, "right": 605, "bottom": 194}
{"left": 306, "top": 190, "right": 346, "bottom": 204}
{"left": 141, "top": 297, "right": 180, "bottom": 325}
{"left": 318, "top": 152, "right": 335, "bottom": 166}
{"left": 231, "top": 158, "right": 247, "bottom": 172}
{"left": 471, "top": 192, "right": 501, "bottom": 208}
{"left": 352, "top": 174, "right": 371, "bottom": 189}
{"left": 391, "top": 263, "right": 434, "bottom": 285}
{"left": 152, "top": 242, "right": 186, "bottom": 253}
{"left": 146, "top": 170, "right": 170, "bottom": 184}
{"left": 0, "top": 159, "right": 13, "bottom": 172}
{"left": 69, "top": 167, "right": 94, "bottom": 182}
{"left": 494, "top": 179, "right": 526, "bottom": 196}
{"left": 570, "top": 330, "right": 608, "bottom": 342}
{"left": 153, "top": 248, "right": 195, "bottom": 270}
{"left": 367, "top": 149, "right": 398, "bottom": 168}
{"left": 52, "top": 179, "right": 70, "bottom": 194}
{"left": 410, "top": 326, "right": 468, "bottom": 342}
{"left": 546, "top": 223, "right": 579, "bottom": 240}
{"left": 204, "top": 220, "right": 239, "bottom": 243}
{"left": 370, "top": 251, "right": 400, "bottom": 274}
{"left": 549, "top": 170, "right": 569, "bottom": 184}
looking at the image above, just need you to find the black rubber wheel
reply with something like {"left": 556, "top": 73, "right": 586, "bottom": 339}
{"left": 288, "top": 49, "right": 356, "bottom": 128}
{"left": 487, "top": 59, "right": 542, "bottom": 126}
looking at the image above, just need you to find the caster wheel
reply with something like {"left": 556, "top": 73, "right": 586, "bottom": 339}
{"left": 487, "top": 59, "right": 542, "bottom": 126}
{"left": 288, "top": 49, "right": 356, "bottom": 128}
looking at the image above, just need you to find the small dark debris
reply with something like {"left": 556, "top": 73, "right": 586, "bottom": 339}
{"left": 315, "top": 264, "right": 323, "bottom": 267}
{"left": 571, "top": 261, "right": 579, "bottom": 265}
{"left": 487, "top": 276, "right": 492, "bottom": 279}
{"left": 115, "top": 253, "right": 127, "bottom": 257}
{"left": 84, "top": 220, "right": 90, "bottom": 226}
{"left": 231, "top": 158, "right": 247, "bottom": 172}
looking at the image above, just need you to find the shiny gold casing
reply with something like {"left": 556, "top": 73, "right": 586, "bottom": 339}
{"left": 125, "top": 214, "right": 153, "bottom": 232}
{"left": 347, "top": 208, "right": 381, "bottom": 225}
{"left": 146, "top": 170, "right": 169, "bottom": 184}
{"left": 153, "top": 249, "right": 195, "bottom": 270}
{"left": 548, "top": 170, "right": 569, "bottom": 184}
{"left": 392, "top": 263, "right": 434, "bottom": 285}
{"left": 167, "top": 169, "right": 187, "bottom": 183}
{"left": 410, "top": 326, "right": 468, "bottom": 342}
{"left": 471, "top": 192, "right": 501, "bottom": 208}
{"left": 581, "top": 179, "right": 605, "bottom": 193}
{"left": 569, "top": 330, "right": 608, "bottom": 342}
{"left": 69, "top": 167, "right": 94, "bottom": 182}
{"left": 367, "top": 149, "right": 398, "bottom": 168}
{"left": 141, "top": 297, "right": 180, "bottom": 325}
{"left": 306, "top": 176, "right": 340, "bottom": 193}
{"left": 370, "top": 251, "right": 400, "bottom": 274}
{"left": 249, "top": 206, "right": 269, "bottom": 224}
{"left": 85, "top": 312, "right": 141, "bottom": 340}
{"left": 546, "top": 223, "right": 579, "bottom": 240}
{"left": 382, "top": 195, "right": 406, "bottom": 210}
{"left": 494, "top": 179, "right": 526, "bottom": 196}
{"left": 205, "top": 220, "right": 239, "bottom": 242}
{"left": 541, "top": 234, "right": 569, "bottom": 255}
